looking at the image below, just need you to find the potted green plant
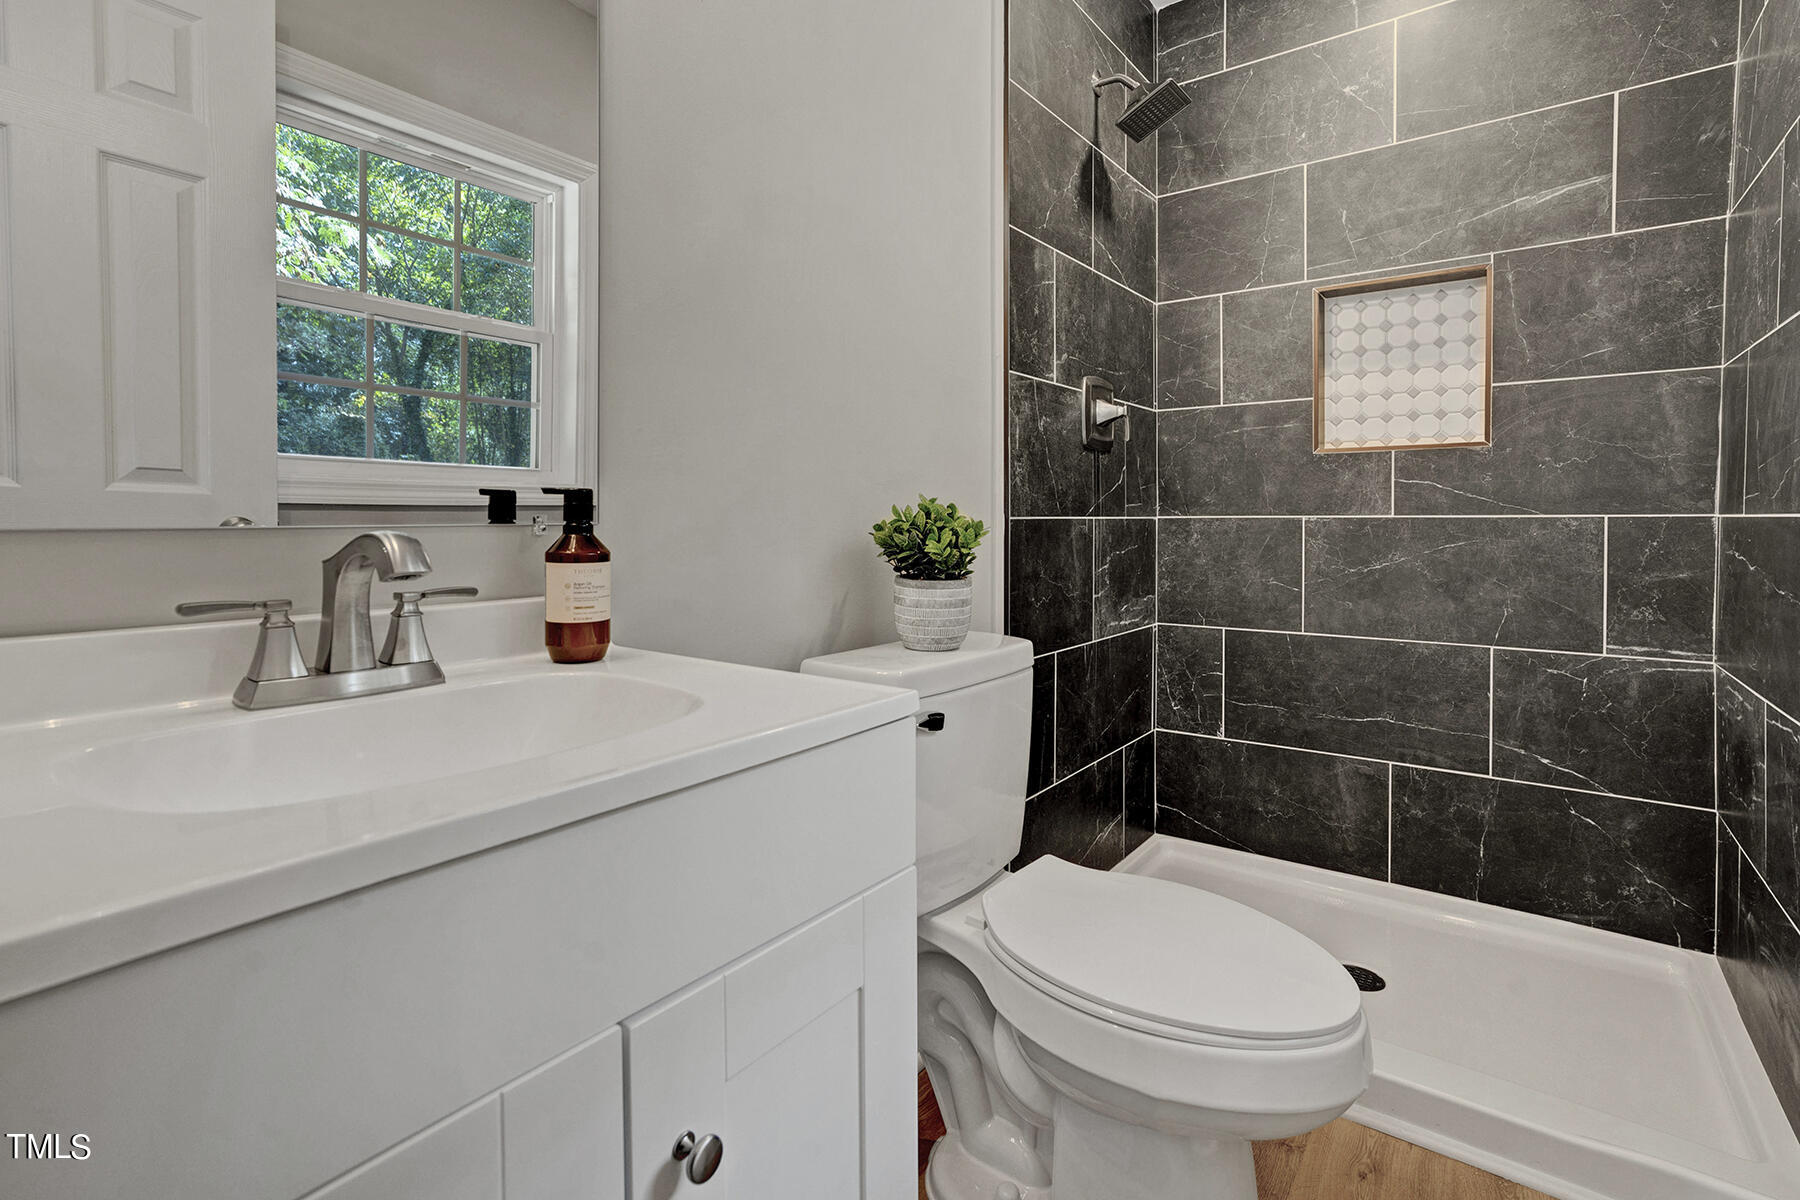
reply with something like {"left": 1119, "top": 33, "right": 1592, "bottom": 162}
{"left": 870, "top": 496, "right": 988, "bottom": 651}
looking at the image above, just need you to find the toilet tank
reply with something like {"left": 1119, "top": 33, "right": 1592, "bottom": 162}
{"left": 800, "top": 634, "right": 1034, "bottom": 912}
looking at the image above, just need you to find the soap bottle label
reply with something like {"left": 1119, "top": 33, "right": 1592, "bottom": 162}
{"left": 546, "top": 562, "right": 612, "bottom": 624}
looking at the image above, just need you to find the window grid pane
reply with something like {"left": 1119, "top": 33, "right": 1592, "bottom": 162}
{"left": 276, "top": 300, "right": 537, "bottom": 466}
{"left": 275, "top": 125, "right": 537, "bottom": 320}
{"left": 275, "top": 121, "right": 543, "bottom": 468}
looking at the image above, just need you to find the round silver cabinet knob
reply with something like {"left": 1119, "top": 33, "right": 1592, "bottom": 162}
{"left": 671, "top": 1130, "right": 724, "bottom": 1184}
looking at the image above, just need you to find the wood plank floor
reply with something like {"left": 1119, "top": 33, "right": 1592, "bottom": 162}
{"left": 1250, "top": 1119, "right": 1550, "bottom": 1200}
{"left": 918, "top": 1073, "right": 1553, "bottom": 1198}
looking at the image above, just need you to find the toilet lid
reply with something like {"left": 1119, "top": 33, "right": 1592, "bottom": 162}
{"left": 982, "top": 857, "right": 1362, "bottom": 1042}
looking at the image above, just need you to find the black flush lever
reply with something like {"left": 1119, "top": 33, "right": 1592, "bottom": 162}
{"left": 917, "top": 712, "right": 946, "bottom": 732}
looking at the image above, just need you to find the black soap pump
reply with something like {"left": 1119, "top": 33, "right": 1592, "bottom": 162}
{"left": 542, "top": 487, "right": 610, "bottom": 663}
{"left": 479, "top": 488, "right": 517, "bottom": 524}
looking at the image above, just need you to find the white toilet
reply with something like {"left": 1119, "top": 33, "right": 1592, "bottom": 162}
{"left": 802, "top": 634, "right": 1371, "bottom": 1200}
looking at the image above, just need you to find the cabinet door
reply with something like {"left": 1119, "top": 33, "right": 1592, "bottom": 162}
{"left": 502, "top": 1028, "right": 625, "bottom": 1200}
{"left": 304, "top": 1097, "right": 501, "bottom": 1200}
{"left": 624, "top": 872, "right": 916, "bottom": 1200}
{"left": 0, "top": 0, "right": 277, "bottom": 528}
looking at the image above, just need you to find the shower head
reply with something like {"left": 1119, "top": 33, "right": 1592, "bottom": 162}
{"left": 1115, "top": 78, "right": 1191, "bottom": 142}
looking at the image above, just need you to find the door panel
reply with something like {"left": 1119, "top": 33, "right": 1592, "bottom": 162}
{"left": 0, "top": 0, "right": 276, "bottom": 527}
{"left": 723, "top": 897, "right": 862, "bottom": 1076}
{"left": 624, "top": 873, "right": 918, "bottom": 1200}
{"left": 625, "top": 978, "right": 728, "bottom": 1200}
{"left": 724, "top": 993, "right": 862, "bottom": 1198}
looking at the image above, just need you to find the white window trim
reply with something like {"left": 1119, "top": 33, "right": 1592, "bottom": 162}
{"left": 274, "top": 47, "right": 596, "bottom": 507}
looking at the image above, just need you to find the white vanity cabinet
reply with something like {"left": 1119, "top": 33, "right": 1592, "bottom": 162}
{"left": 0, "top": 706, "right": 917, "bottom": 1200}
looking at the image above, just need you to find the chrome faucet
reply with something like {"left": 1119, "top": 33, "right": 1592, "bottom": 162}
{"left": 176, "top": 531, "right": 476, "bottom": 710}
{"left": 315, "top": 531, "right": 433, "bottom": 673}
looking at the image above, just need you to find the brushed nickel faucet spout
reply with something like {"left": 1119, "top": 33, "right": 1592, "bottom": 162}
{"left": 316, "top": 531, "right": 432, "bottom": 674}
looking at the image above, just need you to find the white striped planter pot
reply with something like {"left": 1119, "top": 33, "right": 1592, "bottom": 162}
{"left": 893, "top": 576, "right": 973, "bottom": 652}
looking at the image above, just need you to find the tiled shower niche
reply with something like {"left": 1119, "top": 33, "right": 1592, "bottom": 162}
{"left": 1316, "top": 268, "right": 1491, "bottom": 452}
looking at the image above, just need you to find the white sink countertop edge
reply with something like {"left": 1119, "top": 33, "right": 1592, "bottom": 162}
{"left": 0, "top": 599, "right": 919, "bottom": 1003}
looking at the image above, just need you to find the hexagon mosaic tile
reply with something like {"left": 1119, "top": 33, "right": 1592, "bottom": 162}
{"left": 1319, "top": 275, "right": 1489, "bottom": 451}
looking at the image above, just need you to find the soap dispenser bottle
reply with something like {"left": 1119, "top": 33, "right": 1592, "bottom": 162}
{"left": 542, "top": 487, "right": 611, "bottom": 663}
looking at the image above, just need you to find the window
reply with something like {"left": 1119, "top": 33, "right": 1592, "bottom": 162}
{"left": 274, "top": 49, "right": 594, "bottom": 505}
{"left": 276, "top": 123, "right": 541, "bottom": 469}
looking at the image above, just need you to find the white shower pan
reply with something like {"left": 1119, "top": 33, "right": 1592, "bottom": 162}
{"left": 1118, "top": 835, "right": 1800, "bottom": 1200}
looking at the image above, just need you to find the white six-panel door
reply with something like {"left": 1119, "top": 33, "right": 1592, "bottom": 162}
{"left": 0, "top": 0, "right": 277, "bottom": 528}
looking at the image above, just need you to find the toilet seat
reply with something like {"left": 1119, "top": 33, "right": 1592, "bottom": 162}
{"left": 981, "top": 857, "right": 1361, "bottom": 1047}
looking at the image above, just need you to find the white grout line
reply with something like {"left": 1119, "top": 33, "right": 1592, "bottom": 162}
{"left": 1145, "top": 511, "right": 1719, "bottom": 522}
{"left": 1721, "top": 819, "right": 1800, "bottom": 938}
{"left": 1157, "top": 726, "right": 1721, "bottom": 813}
{"left": 1601, "top": 517, "right": 1611, "bottom": 649}
{"left": 1145, "top": 361, "right": 1725, "bottom": 406}
{"left": 1714, "top": 809, "right": 1723, "bottom": 956}
{"left": 1299, "top": 517, "right": 1307, "bottom": 631}
{"left": 1301, "top": 164, "right": 1310, "bottom": 276}
{"left": 1160, "top": 83, "right": 1656, "bottom": 203}
{"left": 1010, "top": 223, "right": 1158, "bottom": 306}
{"left": 1732, "top": 106, "right": 1800, "bottom": 209}
{"left": 1719, "top": 664, "right": 1800, "bottom": 743}
{"left": 1066, "top": 0, "right": 1157, "bottom": 84}
{"left": 1390, "top": 19, "right": 1400, "bottom": 139}
{"left": 1728, "top": 21, "right": 1747, "bottom": 207}
{"left": 1216, "top": 626, "right": 1227, "bottom": 737}
{"left": 1216, "top": 297, "right": 1226, "bottom": 402}
{"left": 1147, "top": 217, "right": 1722, "bottom": 308}
{"left": 1169, "top": 55, "right": 1734, "bottom": 186}
{"left": 1610, "top": 91, "right": 1620, "bottom": 235}
{"left": 1488, "top": 647, "right": 1496, "bottom": 776}
{"left": 1008, "top": 79, "right": 1142, "bottom": 195}
{"left": 1152, "top": 619, "right": 1713, "bottom": 665}
{"left": 1387, "top": 765, "right": 1395, "bottom": 881}
{"left": 1027, "top": 728, "right": 1156, "bottom": 803}
{"left": 1201, "top": 0, "right": 1458, "bottom": 80}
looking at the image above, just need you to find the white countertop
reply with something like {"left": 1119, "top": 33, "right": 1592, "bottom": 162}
{"left": 0, "top": 599, "right": 917, "bottom": 1003}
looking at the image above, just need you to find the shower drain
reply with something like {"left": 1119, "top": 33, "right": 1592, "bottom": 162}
{"left": 1343, "top": 964, "right": 1387, "bottom": 992}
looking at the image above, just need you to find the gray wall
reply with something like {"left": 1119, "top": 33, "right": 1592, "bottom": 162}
{"left": 594, "top": 0, "right": 1006, "bottom": 671}
{"left": 1717, "top": 0, "right": 1800, "bottom": 1139}
{"left": 274, "top": 0, "right": 597, "bottom": 161}
{"left": 1008, "top": 0, "right": 1738, "bottom": 951}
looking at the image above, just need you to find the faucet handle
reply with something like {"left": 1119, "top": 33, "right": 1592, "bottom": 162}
{"left": 175, "top": 598, "right": 293, "bottom": 618}
{"left": 380, "top": 586, "right": 478, "bottom": 667}
{"left": 175, "top": 599, "right": 309, "bottom": 683}
{"left": 390, "top": 586, "right": 479, "bottom": 605}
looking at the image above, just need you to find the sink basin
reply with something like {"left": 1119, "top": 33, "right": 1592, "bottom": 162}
{"left": 0, "top": 597, "right": 918, "bottom": 1004}
{"left": 54, "top": 672, "right": 703, "bottom": 814}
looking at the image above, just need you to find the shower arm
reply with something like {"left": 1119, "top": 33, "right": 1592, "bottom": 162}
{"left": 1091, "top": 72, "right": 1141, "bottom": 96}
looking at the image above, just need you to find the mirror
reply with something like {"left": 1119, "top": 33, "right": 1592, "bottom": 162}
{"left": 0, "top": 0, "right": 598, "bottom": 531}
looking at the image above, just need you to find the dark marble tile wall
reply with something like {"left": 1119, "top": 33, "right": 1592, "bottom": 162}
{"left": 1006, "top": 0, "right": 1159, "bottom": 874}
{"left": 1703, "top": 0, "right": 1800, "bottom": 1130}
{"left": 1139, "top": 0, "right": 1738, "bottom": 952}
{"left": 1720, "top": 844, "right": 1800, "bottom": 1134}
